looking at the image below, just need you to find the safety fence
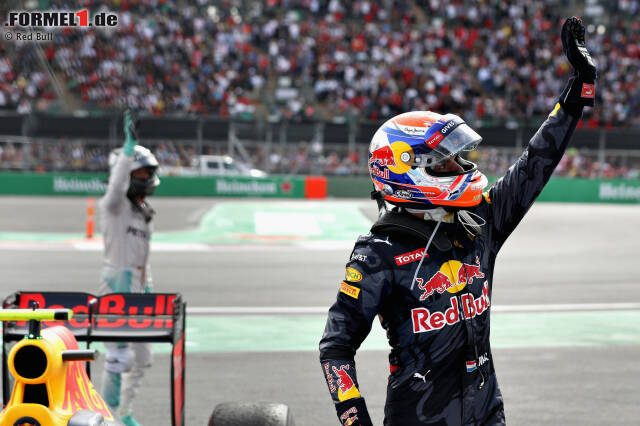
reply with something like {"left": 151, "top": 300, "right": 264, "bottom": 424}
{"left": 1, "top": 172, "right": 639, "bottom": 203}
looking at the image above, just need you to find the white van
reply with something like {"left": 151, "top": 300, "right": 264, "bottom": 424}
{"left": 194, "top": 155, "right": 267, "bottom": 177}
{"left": 159, "top": 155, "right": 267, "bottom": 177}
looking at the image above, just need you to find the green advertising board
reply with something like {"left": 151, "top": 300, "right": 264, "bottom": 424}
{"left": 0, "top": 172, "right": 638, "bottom": 203}
{"left": 0, "top": 173, "right": 109, "bottom": 196}
{"left": 154, "top": 175, "right": 305, "bottom": 198}
{"left": 0, "top": 173, "right": 305, "bottom": 198}
{"left": 325, "top": 175, "right": 640, "bottom": 203}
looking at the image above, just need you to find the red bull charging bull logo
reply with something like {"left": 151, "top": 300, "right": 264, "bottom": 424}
{"left": 412, "top": 282, "right": 491, "bottom": 333}
{"left": 417, "top": 257, "right": 484, "bottom": 301}
{"left": 339, "top": 406, "right": 359, "bottom": 426}
{"left": 332, "top": 365, "right": 361, "bottom": 402}
{"left": 369, "top": 145, "right": 396, "bottom": 167}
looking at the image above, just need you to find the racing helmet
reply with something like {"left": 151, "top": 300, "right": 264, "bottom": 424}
{"left": 108, "top": 145, "right": 160, "bottom": 197}
{"left": 369, "top": 111, "right": 487, "bottom": 209}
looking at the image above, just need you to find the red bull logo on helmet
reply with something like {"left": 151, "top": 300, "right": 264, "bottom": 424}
{"left": 412, "top": 282, "right": 491, "bottom": 333}
{"left": 369, "top": 145, "right": 396, "bottom": 167}
{"left": 370, "top": 164, "right": 390, "bottom": 180}
{"left": 417, "top": 257, "right": 485, "bottom": 301}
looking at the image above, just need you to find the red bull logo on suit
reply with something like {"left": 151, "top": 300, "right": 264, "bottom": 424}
{"left": 332, "top": 365, "right": 361, "bottom": 402}
{"left": 417, "top": 257, "right": 484, "bottom": 301}
{"left": 411, "top": 282, "right": 490, "bottom": 333}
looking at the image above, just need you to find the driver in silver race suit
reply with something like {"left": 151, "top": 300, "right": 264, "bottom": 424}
{"left": 99, "top": 111, "right": 160, "bottom": 426}
{"left": 319, "top": 17, "right": 596, "bottom": 426}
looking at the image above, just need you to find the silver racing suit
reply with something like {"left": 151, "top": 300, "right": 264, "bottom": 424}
{"left": 98, "top": 151, "right": 153, "bottom": 420}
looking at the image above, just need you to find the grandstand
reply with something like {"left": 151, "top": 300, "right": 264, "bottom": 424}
{"left": 0, "top": 0, "right": 639, "bottom": 178}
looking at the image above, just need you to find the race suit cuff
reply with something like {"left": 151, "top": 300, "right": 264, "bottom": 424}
{"left": 558, "top": 76, "right": 593, "bottom": 117}
{"left": 335, "top": 398, "right": 373, "bottom": 426}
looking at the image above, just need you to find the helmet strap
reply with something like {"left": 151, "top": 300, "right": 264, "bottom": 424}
{"left": 371, "top": 189, "right": 388, "bottom": 219}
{"left": 405, "top": 207, "right": 454, "bottom": 223}
{"left": 455, "top": 210, "right": 486, "bottom": 237}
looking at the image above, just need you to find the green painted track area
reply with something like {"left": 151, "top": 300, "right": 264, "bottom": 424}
{"left": 0, "top": 201, "right": 372, "bottom": 244}
{"left": 137, "top": 310, "right": 640, "bottom": 354}
{"left": 156, "top": 201, "right": 372, "bottom": 243}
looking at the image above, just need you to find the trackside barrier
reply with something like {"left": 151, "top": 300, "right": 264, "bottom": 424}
{"left": 0, "top": 172, "right": 329, "bottom": 198}
{"left": 1, "top": 172, "right": 639, "bottom": 202}
{"left": 2, "top": 292, "right": 187, "bottom": 426}
{"left": 304, "top": 176, "right": 328, "bottom": 199}
{"left": 325, "top": 176, "right": 640, "bottom": 203}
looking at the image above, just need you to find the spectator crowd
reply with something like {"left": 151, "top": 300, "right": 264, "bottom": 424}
{"left": 1, "top": 139, "right": 639, "bottom": 180}
{"left": 1, "top": 0, "right": 640, "bottom": 128}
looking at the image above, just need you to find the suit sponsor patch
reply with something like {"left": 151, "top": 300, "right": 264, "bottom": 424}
{"left": 581, "top": 83, "right": 595, "bottom": 98}
{"left": 333, "top": 364, "right": 361, "bottom": 402}
{"left": 340, "top": 282, "right": 360, "bottom": 299}
{"left": 350, "top": 253, "right": 367, "bottom": 263}
{"left": 394, "top": 248, "right": 428, "bottom": 266}
{"left": 412, "top": 282, "right": 490, "bottom": 333}
{"left": 340, "top": 406, "right": 358, "bottom": 426}
{"left": 345, "top": 267, "right": 362, "bottom": 282}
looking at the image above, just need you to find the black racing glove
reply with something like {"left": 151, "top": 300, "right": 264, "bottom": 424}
{"left": 335, "top": 398, "right": 374, "bottom": 426}
{"left": 558, "top": 16, "right": 597, "bottom": 116}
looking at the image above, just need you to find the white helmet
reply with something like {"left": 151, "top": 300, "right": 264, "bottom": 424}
{"left": 369, "top": 111, "right": 487, "bottom": 209}
{"left": 108, "top": 145, "right": 160, "bottom": 196}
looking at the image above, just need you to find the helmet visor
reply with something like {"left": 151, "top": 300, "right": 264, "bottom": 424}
{"left": 412, "top": 123, "right": 482, "bottom": 168}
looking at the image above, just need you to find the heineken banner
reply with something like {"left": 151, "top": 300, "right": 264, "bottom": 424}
{"left": 0, "top": 173, "right": 638, "bottom": 203}
{"left": 325, "top": 175, "right": 640, "bottom": 203}
{"left": 0, "top": 173, "right": 307, "bottom": 198}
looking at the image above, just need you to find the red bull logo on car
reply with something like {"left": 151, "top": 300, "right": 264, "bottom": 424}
{"left": 411, "top": 282, "right": 490, "bottom": 333}
{"left": 332, "top": 365, "right": 361, "bottom": 401}
{"left": 417, "top": 257, "right": 484, "bottom": 301}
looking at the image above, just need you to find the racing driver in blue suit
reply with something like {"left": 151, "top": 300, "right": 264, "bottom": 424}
{"left": 319, "top": 17, "right": 597, "bottom": 426}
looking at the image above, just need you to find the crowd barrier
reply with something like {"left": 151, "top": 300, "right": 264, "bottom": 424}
{"left": 0, "top": 173, "right": 638, "bottom": 203}
{"left": 326, "top": 176, "right": 640, "bottom": 203}
{"left": 0, "top": 172, "right": 329, "bottom": 199}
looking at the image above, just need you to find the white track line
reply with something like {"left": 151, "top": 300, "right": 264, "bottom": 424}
{"left": 0, "top": 241, "right": 353, "bottom": 252}
{"left": 186, "top": 302, "right": 640, "bottom": 315}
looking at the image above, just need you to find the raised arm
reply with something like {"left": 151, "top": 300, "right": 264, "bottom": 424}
{"left": 103, "top": 111, "right": 138, "bottom": 212}
{"left": 487, "top": 17, "right": 597, "bottom": 241}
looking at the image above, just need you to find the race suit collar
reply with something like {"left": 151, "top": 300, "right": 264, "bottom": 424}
{"left": 370, "top": 208, "right": 452, "bottom": 252}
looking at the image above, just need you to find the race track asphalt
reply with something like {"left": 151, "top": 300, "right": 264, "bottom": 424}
{"left": 1, "top": 196, "right": 639, "bottom": 425}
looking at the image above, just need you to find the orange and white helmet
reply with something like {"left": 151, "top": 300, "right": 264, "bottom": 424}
{"left": 369, "top": 111, "right": 487, "bottom": 209}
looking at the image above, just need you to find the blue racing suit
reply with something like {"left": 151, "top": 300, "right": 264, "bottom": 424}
{"left": 320, "top": 103, "right": 581, "bottom": 426}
